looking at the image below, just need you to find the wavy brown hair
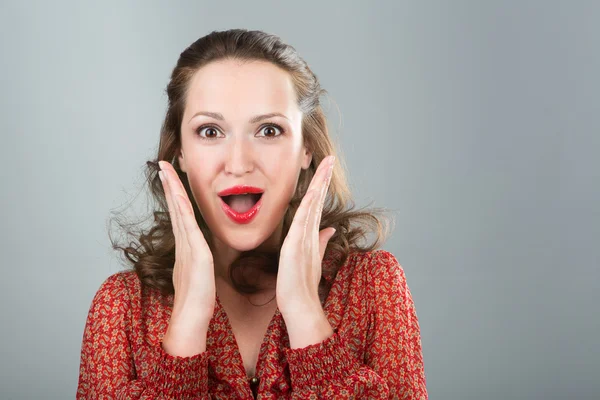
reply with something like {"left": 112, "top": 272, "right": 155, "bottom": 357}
{"left": 109, "top": 29, "right": 394, "bottom": 306}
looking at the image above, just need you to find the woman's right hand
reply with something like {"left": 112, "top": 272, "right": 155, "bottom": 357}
{"left": 158, "top": 160, "right": 216, "bottom": 357}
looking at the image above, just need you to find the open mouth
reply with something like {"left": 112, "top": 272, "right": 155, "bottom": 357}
{"left": 219, "top": 193, "right": 263, "bottom": 213}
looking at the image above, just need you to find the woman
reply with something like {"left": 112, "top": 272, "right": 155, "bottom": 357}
{"left": 77, "top": 29, "right": 428, "bottom": 399}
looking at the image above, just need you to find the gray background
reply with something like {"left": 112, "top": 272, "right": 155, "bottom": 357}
{"left": 1, "top": 0, "right": 598, "bottom": 399}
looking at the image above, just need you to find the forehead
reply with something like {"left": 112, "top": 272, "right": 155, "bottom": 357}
{"left": 184, "top": 59, "right": 299, "bottom": 120}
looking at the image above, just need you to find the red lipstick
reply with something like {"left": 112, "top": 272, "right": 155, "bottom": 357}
{"left": 218, "top": 185, "right": 264, "bottom": 224}
{"left": 217, "top": 185, "right": 264, "bottom": 196}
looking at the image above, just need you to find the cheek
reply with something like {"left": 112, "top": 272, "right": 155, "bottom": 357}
{"left": 183, "top": 165, "right": 215, "bottom": 214}
{"left": 263, "top": 146, "right": 305, "bottom": 193}
{"left": 271, "top": 164, "right": 304, "bottom": 205}
{"left": 188, "top": 180, "right": 211, "bottom": 218}
{"left": 264, "top": 142, "right": 304, "bottom": 168}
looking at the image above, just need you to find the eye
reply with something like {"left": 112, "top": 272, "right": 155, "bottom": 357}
{"left": 195, "top": 125, "right": 224, "bottom": 140}
{"left": 256, "top": 123, "right": 284, "bottom": 140}
{"left": 195, "top": 123, "right": 285, "bottom": 140}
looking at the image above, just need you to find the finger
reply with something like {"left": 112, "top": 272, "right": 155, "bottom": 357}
{"left": 159, "top": 162, "right": 188, "bottom": 252}
{"left": 305, "top": 155, "right": 334, "bottom": 194}
{"left": 309, "top": 157, "right": 335, "bottom": 234}
{"left": 160, "top": 161, "right": 188, "bottom": 200}
{"left": 302, "top": 156, "right": 333, "bottom": 235}
{"left": 286, "top": 156, "right": 334, "bottom": 245}
{"left": 176, "top": 192, "right": 211, "bottom": 254}
{"left": 318, "top": 227, "right": 336, "bottom": 262}
{"left": 287, "top": 188, "right": 319, "bottom": 244}
{"left": 160, "top": 161, "right": 210, "bottom": 254}
{"left": 172, "top": 187, "right": 190, "bottom": 252}
{"left": 158, "top": 168, "right": 179, "bottom": 240}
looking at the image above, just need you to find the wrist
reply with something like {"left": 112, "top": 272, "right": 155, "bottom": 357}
{"left": 162, "top": 324, "right": 209, "bottom": 357}
{"left": 284, "top": 308, "right": 334, "bottom": 349}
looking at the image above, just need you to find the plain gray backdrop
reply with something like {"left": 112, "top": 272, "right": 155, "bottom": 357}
{"left": 1, "top": 1, "right": 598, "bottom": 399}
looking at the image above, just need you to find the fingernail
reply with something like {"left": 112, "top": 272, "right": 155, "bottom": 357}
{"left": 158, "top": 170, "right": 164, "bottom": 182}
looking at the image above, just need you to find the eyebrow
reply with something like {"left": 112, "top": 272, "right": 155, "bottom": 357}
{"left": 188, "top": 111, "right": 290, "bottom": 124}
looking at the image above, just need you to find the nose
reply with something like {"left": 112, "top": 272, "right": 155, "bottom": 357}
{"left": 224, "top": 135, "right": 254, "bottom": 176}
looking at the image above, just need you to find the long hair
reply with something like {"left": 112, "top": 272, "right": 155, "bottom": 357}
{"left": 109, "top": 29, "right": 394, "bottom": 306}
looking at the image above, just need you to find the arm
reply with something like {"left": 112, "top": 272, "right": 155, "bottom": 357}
{"left": 364, "top": 250, "right": 428, "bottom": 398}
{"left": 76, "top": 272, "right": 211, "bottom": 399}
{"left": 283, "top": 250, "right": 428, "bottom": 399}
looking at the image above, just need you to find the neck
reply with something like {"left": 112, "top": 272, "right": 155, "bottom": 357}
{"left": 210, "top": 220, "right": 284, "bottom": 288}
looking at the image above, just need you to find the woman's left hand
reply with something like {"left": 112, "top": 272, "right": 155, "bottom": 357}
{"left": 276, "top": 155, "right": 337, "bottom": 345}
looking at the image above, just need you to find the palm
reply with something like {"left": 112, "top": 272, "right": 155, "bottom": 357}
{"left": 276, "top": 156, "right": 336, "bottom": 315}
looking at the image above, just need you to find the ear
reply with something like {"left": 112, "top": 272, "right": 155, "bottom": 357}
{"left": 301, "top": 145, "right": 312, "bottom": 170}
{"left": 177, "top": 149, "right": 187, "bottom": 173}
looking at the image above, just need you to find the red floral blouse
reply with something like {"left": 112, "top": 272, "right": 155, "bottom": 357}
{"left": 77, "top": 249, "right": 428, "bottom": 399}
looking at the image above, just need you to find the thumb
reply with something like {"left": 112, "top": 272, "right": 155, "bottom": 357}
{"left": 318, "top": 227, "right": 337, "bottom": 262}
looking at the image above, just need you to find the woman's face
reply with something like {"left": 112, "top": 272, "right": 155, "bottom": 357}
{"left": 178, "top": 59, "right": 312, "bottom": 255}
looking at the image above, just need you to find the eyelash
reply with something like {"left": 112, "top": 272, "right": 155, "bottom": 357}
{"left": 194, "top": 123, "right": 285, "bottom": 141}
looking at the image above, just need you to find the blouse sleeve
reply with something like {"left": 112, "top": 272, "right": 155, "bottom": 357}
{"left": 283, "top": 250, "right": 428, "bottom": 399}
{"left": 76, "top": 272, "right": 211, "bottom": 400}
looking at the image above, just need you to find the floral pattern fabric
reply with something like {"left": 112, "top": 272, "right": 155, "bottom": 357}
{"left": 77, "top": 249, "right": 428, "bottom": 399}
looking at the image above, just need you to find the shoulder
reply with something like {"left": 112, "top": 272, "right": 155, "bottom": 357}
{"left": 330, "top": 249, "right": 405, "bottom": 287}
{"left": 370, "top": 249, "right": 405, "bottom": 282}
{"left": 346, "top": 249, "right": 408, "bottom": 308}
{"left": 345, "top": 249, "right": 405, "bottom": 284}
{"left": 95, "top": 269, "right": 139, "bottom": 294}
{"left": 90, "top": 270, "right": 140, "bottom": 311}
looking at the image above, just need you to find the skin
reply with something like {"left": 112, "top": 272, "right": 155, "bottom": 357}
{"left": 159, "top": 58, "right": 337, "bottom": 353}
{"left": 177, "top": 59, "right": 311, "bottom": 284}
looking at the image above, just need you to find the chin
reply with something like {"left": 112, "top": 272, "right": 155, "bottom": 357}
{"left": 217, "top": 228, "right": 276, "bottom": 252}
{"left": 201, "top": 197, "right": 287, "bottom": 253}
